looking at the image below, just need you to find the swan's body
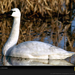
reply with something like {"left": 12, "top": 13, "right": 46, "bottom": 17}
{"left": 2, "top": 8, "right": 75, "bottom": 59}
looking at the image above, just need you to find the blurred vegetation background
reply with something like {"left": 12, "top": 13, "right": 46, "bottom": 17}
{"left": 0, "top": 0, "right": 75, "bottom": 54}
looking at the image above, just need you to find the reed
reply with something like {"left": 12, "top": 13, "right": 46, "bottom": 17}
{"left": 0, "top": 0, "right": 75, "bottom": 54}
{"left": 0, "top": 0, "right": 70, "bottom": 15}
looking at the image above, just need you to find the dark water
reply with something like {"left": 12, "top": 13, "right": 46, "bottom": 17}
{"left": 0, "top": 55, "right": 2, "bottom": 66}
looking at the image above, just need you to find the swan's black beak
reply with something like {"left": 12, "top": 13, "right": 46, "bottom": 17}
{"left": 4, "top": 11, "right": 14, "bottom": 17}
{"left": 0, "top": 10, "right": 13, "bottom": 19}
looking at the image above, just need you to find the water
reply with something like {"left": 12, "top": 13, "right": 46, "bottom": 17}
{"left": 0, "top": 55, "right": 2, "bottom": 66}
{"left": 0, "top": 56, "right": 75, "bottom": 66}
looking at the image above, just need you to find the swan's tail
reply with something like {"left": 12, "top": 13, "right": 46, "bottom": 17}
{"left": 67, "top": 51, "right": 75, "bottom": 56}
{"left": 49, "top": 51, "right": 75, "bottom": 59}
{"left": 64, "top": 51, "right": 75, "bottom": 59}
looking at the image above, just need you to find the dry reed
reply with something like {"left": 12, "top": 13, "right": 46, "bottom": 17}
{"left": 0, "top": 0, "right": 75, "bottom": 54}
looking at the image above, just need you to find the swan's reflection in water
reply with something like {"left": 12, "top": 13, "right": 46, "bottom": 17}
{"left": 1, "top": 56, "right": 74, "bottom": 66}
{"left": 65, "top": 54, "right": 75, "bottom": 65}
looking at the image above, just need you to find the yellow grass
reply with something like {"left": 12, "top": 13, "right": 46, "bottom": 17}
{"left": 0, "top": 0, "right": 75, "bottom": 53}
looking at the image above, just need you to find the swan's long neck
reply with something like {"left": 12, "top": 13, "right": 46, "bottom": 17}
{"left": 2, "top": 17, "right": 20, "bottom": 55}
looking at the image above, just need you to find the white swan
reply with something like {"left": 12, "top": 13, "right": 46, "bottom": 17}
{"left": 2, "top": 8, "right": 75, "bottom": 59}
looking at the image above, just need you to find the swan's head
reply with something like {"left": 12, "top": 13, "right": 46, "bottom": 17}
{"left": 11, "top": 8, "right": 21, "bottom": 18}
{"left": 0, "top": 8, "right": 21, "bottom": 18}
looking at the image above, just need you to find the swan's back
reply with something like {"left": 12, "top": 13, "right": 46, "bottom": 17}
{"left": 6, "top": 41, "right": 75, "bottom": 59}
{"left": 7, "top": 41, "right": 52, "bottom": 56}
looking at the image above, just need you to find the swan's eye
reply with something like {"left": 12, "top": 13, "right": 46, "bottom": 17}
{"left": 10, "top": 11, "right": 14, "bottom": 14}
{"left": 7, "top": 11, "right": 15, "bottom": 15}
{"left": 13, "top": 11, "right": 15, "bottom": 12}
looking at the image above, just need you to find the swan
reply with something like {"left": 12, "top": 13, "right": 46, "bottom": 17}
{"left": 2, "top": 8, "right": 75, "bottom": 59}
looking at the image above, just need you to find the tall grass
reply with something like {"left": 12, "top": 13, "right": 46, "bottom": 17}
{"left": 0, "top": 0, "right": 75, "bottom": 53}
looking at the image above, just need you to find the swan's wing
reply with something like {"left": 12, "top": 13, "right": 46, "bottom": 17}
{"left": 9, "top": 41, "right": 52, "bottom": 56}
{"left": 7, "top": 41, "right": 75, "bottom": 59}
{"left": 9, "top": 41, "right": 74, "bottom": 55}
